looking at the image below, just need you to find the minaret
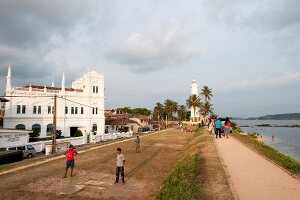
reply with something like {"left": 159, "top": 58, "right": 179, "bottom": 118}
{"left": 6, "top": 65, "right": 12, "bottom": 91}
{"left": 51, "top": 81, "right": 55, "bottom": 87}
{"left": 61, "top": 72, "right": 65, "bottom": 93}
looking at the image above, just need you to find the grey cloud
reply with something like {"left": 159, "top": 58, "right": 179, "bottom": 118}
{"left": 0, "top": 0, "right": 97, "bottom": 47}
{"left": 105, "top": 23, "right": 200, "bottom": 73}
{"left": 202, "top": 0, "right": 300, "bottom": 31}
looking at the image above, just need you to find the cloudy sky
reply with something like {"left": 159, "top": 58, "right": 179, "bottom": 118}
{"left": 0, "top": 0, "right": 299, "bottom": 117}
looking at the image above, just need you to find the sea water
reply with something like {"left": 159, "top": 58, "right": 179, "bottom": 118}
{"left": 235, "top": 120, "right": 300, "bottom": 161}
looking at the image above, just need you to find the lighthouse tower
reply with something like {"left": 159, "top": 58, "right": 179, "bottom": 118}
{"left": 190, "top": 79, "right": 201, "bottom": 122}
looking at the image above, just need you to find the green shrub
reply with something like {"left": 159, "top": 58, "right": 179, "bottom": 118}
{"left": 248, "top": 132, "right": 258, "bottom": 139}
{"left": 75, "top": 130, "right": 83, "bottom": 137}
{"left": 29, "top": 129, "right": 40, "bottom": 142}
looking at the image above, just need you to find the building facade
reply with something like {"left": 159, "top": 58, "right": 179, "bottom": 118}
{"left": 3, "top": 66, "right": 105, "bottom": 138}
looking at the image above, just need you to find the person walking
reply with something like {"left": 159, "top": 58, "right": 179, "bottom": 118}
{"left": 115, "top": 147, "right": 125, "bottom": 184}
{"left": 224, "top": 117, "right": 231, "bottom": 138}
{"left": 135, "top": 135, "right": 140, "bottom": 153}
{"left": 215, "top": 118, "right": 222, "bottom": 139}
{"left": 63, "top": 144, "right": 78, "bottom": 178}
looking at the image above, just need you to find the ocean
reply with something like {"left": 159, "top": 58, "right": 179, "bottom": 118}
{"left": 235, "top": 120, "right": 300, "bottom": 161}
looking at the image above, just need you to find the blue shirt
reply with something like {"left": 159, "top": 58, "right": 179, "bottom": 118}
{"left": 215, "top": 120, "right": 222, "bottom": 129}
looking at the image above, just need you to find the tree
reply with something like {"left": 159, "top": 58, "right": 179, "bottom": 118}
{"left": 201, "top": 86, "right": 213, "bottom": 102}
{"left": 153, "top": 102, "right": 164, "bottom": 120}
{"left": 56, "top": 130, "right": 62, "bottom": 139}
{"left": 186, "top": 94, "right": 201, "bottom": 122}
{"left": 202, "top": 101, "right": 214, "bottom": 118}
{"left": 75, "top": 130, "right": 83, "bottom": 137}
{"left": 164, "top": 99, "right": 178, "bottom": 120}
{"left": 29, "top": 129, "right": 40, "bottom": 142}
{"left": 177, "top": 105, "right": 187, "bottom": 121}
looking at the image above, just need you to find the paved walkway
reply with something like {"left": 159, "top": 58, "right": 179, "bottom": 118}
{"left": 215, "top": 136, "right": 300, "bottom": 200}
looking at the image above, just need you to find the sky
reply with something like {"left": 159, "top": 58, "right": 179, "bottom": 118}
{"left": 0, "top": 0, "right": 300, "bottom": 118}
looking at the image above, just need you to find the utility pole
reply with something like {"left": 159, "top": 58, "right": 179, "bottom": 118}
{"left": 51, "top": 94, "right": 57, "bottom": 154}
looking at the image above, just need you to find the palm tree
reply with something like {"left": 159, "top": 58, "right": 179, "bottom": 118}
{"left": 153, "top": 102, "right": 164, "bottom": 120}
{"left": 177, "top": 105, "right": 187, "bottom": 121}
{"left": 202, "top": 101, "right": 214, "bottom": 118}
{"left": 164, "top": 99, "right": 178, "bottom": 120}
{"left": 186, "top": 94, "right": 201, "bottom": 122}
{"left": 201, "top": 86, "right": 213, "bottom": 102}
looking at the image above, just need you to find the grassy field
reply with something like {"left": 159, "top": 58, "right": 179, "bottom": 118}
{"left": 156, "top": 128, "right": 234, "bottom": 200}
{"left": 0, "top": 128, "right": 234, "bottom": 200}
{"left": 231, "top": 123, "right": 300, "bottom": 176}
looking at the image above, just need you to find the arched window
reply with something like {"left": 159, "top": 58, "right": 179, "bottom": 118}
{"left": 32, "top": 124, "right": 41, "bottom": 133}
{"left": 92, "top": 124, "right": 97, "bottom": 132}
{"left": 46, "top": 124, "right": 53, "bottom": 135}
{"left": 16, "top": 124, "right": 25, "bottom": 130}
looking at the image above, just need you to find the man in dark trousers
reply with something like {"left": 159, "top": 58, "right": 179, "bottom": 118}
{"left": 115, "top": 147, "right": 125, "bottom": 184}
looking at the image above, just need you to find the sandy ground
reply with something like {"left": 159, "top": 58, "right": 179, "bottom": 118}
{"left": 215, "top": 136, "right": 300, "bottom": 200}
{"left": 0, "top": 129, "right": 192, "bottom": 200}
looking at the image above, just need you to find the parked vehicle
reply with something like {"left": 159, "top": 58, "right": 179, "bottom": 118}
{"left": 6, "top": 145, "right": 36, "bottom": 158}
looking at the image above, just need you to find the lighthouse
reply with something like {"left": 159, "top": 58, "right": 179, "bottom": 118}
{"left": 190, "top": 79, "right": 201, "bottom": 122}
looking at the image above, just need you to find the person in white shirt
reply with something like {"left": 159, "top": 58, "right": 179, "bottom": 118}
{"left": 115, "top": 147, "right": 125, "bottom": 184}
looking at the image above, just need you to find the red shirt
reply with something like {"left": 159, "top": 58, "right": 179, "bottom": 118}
{"left": 225, "top": 121, "right": 231, "bottom": 127}
{"left": 65, "top": 149, "right": 77, "bottom": 160}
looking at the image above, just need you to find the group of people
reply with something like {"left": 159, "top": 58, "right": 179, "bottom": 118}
{"left": 208, "top": 117, "right": 231, "bottom": 139}
{"left": 63, "top": 135, "right": 142, "bottom": 184}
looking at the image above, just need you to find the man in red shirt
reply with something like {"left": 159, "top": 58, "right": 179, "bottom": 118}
{"left": 63, "top": 144, "right": 78, "bottom": 178}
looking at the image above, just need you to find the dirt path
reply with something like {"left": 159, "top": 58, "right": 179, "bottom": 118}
{"left": 215, "top": 136, "right": 300, "bottom": 200}
{"left": 0, "top": 129, "right": 192, "bottom": 200}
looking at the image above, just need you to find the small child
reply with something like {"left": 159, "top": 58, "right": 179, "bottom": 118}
{"left": 63, "top": 144, "right": 78, "bottom": 178}
{"left": 115, "top": 147, "right": 125, "bottom": 184}
{"left": 135, "top": 135, "right": 140, "bottom": 153}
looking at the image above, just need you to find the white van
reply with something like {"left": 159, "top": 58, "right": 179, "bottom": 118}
{"left": 6, "top": 145, "right": 36, "bottom": 158}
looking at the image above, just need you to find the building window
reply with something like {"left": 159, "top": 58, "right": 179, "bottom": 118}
{"left": 96, "top": 86, "right": 98, "bottom": 93}
{"left": 38, "top": 106, "right": 41, "bottom": 114}
{"left": 96, "top": 107, "right": 98, "bottom": 115}
{"left": 16, "top": 124, "right": 25, "bottom": 130}
{"left": 92, "top": 124, "right": 97, "bottom": 132}
{"left": 17, "top": 105, "right": 21, "bottom": 114}
{"left": 22, "top": 105, "right": 26, "bottom": 114}
{"left": 33, "top": 106, "right": 37, "bottom": 114}
{"left": 92, "top": 107, "right": 95, "bottom": 115}
{"left": 65, "top": 106, "right": 68, "bottom": 114}
{"left": 93, "top": 86, "right": 95, "bottom": 93}
{"left": 75, "top": 107, "right": 78, "bottom": 114}
{"left": 46, "top": 124, "right": 53, "bottom": 136}
{"left": 32, "top": 124, "right": 41, "bottom": 133}
{"left": 48, "top": 106, "right": 51, "bottom": 114}
{"left": 71, "top": 107, "right": 74, "bottom": 114}
{"left": 81, "top": 107, "right": 84, "bottom": 114}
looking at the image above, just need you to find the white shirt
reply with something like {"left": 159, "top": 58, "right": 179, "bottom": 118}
{"left": 116, "top": 153, "right": 125, "bottom": 167}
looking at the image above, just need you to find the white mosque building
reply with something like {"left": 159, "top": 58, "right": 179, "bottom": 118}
{"left": 190, "top": 79, "right": 201, "bottom": 122}
{"left": 2, "top": 65, "right": 105, "bottom": 139}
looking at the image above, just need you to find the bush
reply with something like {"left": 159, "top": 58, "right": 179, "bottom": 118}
{"left": 29, "top": 129, "right": 40, "bottom": 142}
{"left": 231, "top": 121, "right": 241, "bottom": 133}
{"left": 56, "top": 130, "right": 62, "bottom": 139}
{"left": 248, "top": 132, "right": 258, "bottom": 139}
{"left": 75, "top": 130, "right": 83, "bottom": 137}
{"left": 118, "top": 126, "right": 129, "bottom": 132}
